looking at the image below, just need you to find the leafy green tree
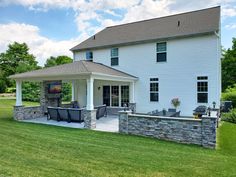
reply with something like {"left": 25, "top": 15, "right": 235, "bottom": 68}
{"left": 0, "top": 42, "right": 40, "bottom": 100}
{"left": 44, "top": 55, "right": 72, "bottom": 67}
{"left": 44, "top": 55, "right": 73, "bottom": 101}
{"left": 0, "top": 42, "right": 40, "bottom": 89}
{"left": 222, "top": 38, "right": 236, "bottom": 91}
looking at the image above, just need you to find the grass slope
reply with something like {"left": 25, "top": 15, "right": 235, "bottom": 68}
{"left": 0, "top": 99, "right": 236, "bottom": 177}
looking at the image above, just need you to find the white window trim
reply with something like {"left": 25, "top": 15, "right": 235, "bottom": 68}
{"left": 104, "top": 84, "right": 129, "bottom": 107}
{"left": 156, "top": 42, "right": 167, "bottom": 63}
{"left": 150, "top": 78, "right": 159, "bottom": 102}
{"left": 197, "top": 76, "right": 208, "bottom": 104}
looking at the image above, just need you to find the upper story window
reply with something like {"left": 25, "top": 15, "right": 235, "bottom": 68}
{"left": 197, "top": 76, "right": 208, "bottom": 103}
{"left": 156, "top": 42, "right": 167, "bottom": 62}
{"left": 150, "top": 78, "right": 159, "bottom": 102}
{"left": 111, "top": 48, "right": 119, "bottom": 66}
{"left": 86, "top": 51, "right": 93, "bottom": 61}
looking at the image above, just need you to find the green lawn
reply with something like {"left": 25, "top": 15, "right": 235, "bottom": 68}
{"left": 0, "top": 99, "right": 236, "bottom": 177}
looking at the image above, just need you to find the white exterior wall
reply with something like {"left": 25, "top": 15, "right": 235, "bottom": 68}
{"left": 74, "top": 35, "right": 221, "bottom": 116}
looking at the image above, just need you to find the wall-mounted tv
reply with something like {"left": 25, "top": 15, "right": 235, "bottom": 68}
{"left": 48, "top": 82, "right": 62, "bottom": 94}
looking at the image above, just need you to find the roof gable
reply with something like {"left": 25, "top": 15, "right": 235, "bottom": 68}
{"left": 71, "top": 6, "right": 220, "bottom": 51}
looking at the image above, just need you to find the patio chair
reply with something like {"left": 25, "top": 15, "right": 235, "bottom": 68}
{"left": 47, "top": 107, "right": 60, "bottom": 121}
{"left": 58, "top": 108, "right": 70, "bottom": 122}
{"left": 72, "top": 101, "right": 80, "bottom": 108}
{"left": 94, "top": 105, "right": 107, "bottom": 119}
{"left": 172, "top": 111, "right": 181, "bottom": 117}
{"left": 68, "top": 108, "right": 83, "bottom": 122}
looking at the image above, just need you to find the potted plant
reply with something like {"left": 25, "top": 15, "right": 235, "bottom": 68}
{"left": 171, "top": 98, "right": 181, "bottom": 110}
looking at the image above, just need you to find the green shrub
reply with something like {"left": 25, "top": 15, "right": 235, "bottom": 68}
{"left": 22, "top": 82, "right": 40, "bottom": 102}
{"left": 5, "top": 87, "right": 16, "bottom": 93}
{"left": 222, "top": 84, "right": 236, "bottom": 108}
{"left": 222, "top": 108, "right": 236, "bottom": 124}
{"left": 0, "top": 79, "right": 6, "bottom": 93}
{"left": 62, "top": 83, "right": 72, "bottom": 102}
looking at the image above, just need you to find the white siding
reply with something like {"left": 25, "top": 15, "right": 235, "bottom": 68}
{"left": 74, "top": 35, "right": 221, "bottom": 116}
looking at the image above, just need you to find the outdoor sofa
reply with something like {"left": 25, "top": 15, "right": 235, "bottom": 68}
{"left": 47, "top": 105, "right": 107, "bottom": 122}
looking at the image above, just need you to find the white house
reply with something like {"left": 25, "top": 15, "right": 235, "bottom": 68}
{"left": 10, "top": 6, "right": 221, "bottom": 117}
{"left": 70, "top": 6, "right": 221, "bottom": 116}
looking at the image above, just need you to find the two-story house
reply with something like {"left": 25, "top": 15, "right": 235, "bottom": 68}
{"left": 10, "top": 6, "right": 221, "bottom": 118}
{"left": 70, "top": 6, "right": 221, "bottom": 116}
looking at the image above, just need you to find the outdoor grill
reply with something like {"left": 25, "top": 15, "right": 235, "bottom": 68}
{"left": 193, "top": 106, "right": 207, "bottom": 117}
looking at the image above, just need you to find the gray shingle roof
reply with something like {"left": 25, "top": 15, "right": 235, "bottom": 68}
{"left": 9, "top": 61, "right": 138, "bottom": 80}
{"left": 71, "top": 6, "right": 220, "bottom": 51}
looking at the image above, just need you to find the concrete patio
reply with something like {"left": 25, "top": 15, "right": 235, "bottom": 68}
{"left": 21, "top": 115, "right": 119, "bottom": 133}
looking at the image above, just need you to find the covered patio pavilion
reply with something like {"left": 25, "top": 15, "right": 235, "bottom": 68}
{"left": 9, "top": 60, "right": 138, "bottom": 129}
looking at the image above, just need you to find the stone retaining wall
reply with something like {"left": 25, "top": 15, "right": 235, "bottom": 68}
{"left": 14, "top": 106, "right": 44, "bottom": 120}
{"left": 119, "top": 111, "right": 217, "bottom": 149}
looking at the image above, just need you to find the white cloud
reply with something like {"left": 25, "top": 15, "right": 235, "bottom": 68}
{"left": 1, "top": 0, "right": 236, "bottom": 65}
{"left": 225, "top": 23, "right": 236, "bottom": 29}
{"left": 0, "top": 23, "right": 85, "bottom": 66}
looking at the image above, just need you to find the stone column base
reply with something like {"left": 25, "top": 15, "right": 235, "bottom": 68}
{"left": 13, "top": 106, "right": 25, "bottom": 120}
{"left": 84, "top": 109, "right": 96, "bottom": 129}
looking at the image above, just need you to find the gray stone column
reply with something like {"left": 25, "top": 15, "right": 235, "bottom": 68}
{"left": 201, "top": 117, "right": 217, "bottom": 149}
{"left": 119, "top": 110, "right": 132, "bottom": 134}
{"left": 128, "top": 103, "right": 136, "bottom": 113}
{"left": 84, "top": 109, "right": 96, "bottom": 129}
{"left": 13, "top": 106, "right": 25, "bottom": 120}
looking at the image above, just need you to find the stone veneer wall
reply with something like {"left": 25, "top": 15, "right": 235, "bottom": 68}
{"left": 107, "top": 103, "right": 136, "bottom": 115}
{"left": 84, "top": 109, "right": 96, "bottom": 129}
{"left": 40, "top": 81, "right": 62, "bottom": 113}
{"left": 119, "top": 111, "right": 217, "bottom": 149}
{"left": 106, "top": 107, "right": 124, "bottom": 115}
{"left": 14, "top": 106, "right": 44, "bottom": 120}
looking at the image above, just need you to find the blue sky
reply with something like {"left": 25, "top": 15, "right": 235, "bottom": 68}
{"left": 0, "top": 0, "right": 235, "bottom": 66}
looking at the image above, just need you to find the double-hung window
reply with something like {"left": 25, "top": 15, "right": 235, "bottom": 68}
{"left": 156, "top": 42, "right": 167, "bottom": 62}
{"left": 197, "top": 76, "right": 208, "bottom": 103}
{"left": 86, "top": 51, "right": 93, "bottom": 61}
{"left": 111, "top": 48, "right": 119, "bottom": 66}
{"left": 150, "top": 78, "right": 159, "bottom": 102}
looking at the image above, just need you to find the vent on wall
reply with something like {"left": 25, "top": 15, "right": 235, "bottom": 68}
{"left": 177, "top": 20, "right": 180, "bottom": 27}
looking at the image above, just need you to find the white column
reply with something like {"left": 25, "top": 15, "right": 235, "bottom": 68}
{"left": 130, "top": 81, "right": 135, "bottom": 103}
{"left": 16, "top": 80, "right": 22, "bottom": 106}
{"left": 71, "top": 80, "right": 75, "bottom": 102}
{"left": 86, "top": 77, "right": 94, "bottom": 110}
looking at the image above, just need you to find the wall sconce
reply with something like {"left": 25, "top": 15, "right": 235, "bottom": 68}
{"left": 98, "top": 87, "right": 101, "bottom": 90}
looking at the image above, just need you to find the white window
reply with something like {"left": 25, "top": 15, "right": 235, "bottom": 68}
{"left": 150, "top": 78, "right": 159, "bottom": 102}
{"left": 111, "top": 48, "right": 119, "bottom": 66}
{"left": 156, "top": 42, "right": 167, "bottom": 62}
{"left": 103, "top": 85, "right": 129, "bottom": 107}
{"left": 197, "top": 76, "right": 208, "bottom": 103}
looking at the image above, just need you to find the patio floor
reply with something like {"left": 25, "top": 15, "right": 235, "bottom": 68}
{"left": 21, "top": 115, "right": 119, "bottom": 133}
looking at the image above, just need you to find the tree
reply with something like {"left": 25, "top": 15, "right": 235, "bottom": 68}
{"left": 44, "top": 55, "right": 73, "bottom": 101}
{"left": 0, "top": 42, "right": 40, "bottom": 90}
{"left": 44, "top": 55, "right": 72, "bottom": 67}
{"left": 222, "top": 38, "right": 236, "bottom": 91}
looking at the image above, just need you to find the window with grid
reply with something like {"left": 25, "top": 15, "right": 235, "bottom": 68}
{"left": 121, "top": 86, "right": 129, "bottom": 107}
{"left": 86, "top": 51, "right": 93, "bottom": 61}
{"left": 156, "top": 42, "right": 167, "bottom": 62}
{"left": 111, "top": 86, "right": 119, "bottom": 106}
{"left": 197, "top": 76, "right": 208, "bottom": 103}
{"left": 111, "top": 48, "right": 119, "bottom": 66}
{"left": 150, "top": 78, "right": 159, "bottom": 102}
